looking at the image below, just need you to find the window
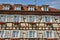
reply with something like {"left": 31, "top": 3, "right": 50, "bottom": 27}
{"left": 58, "top": 16, "right": 60, "bottom": 23}
{"left": 47, "top": 25, "right": 54, "bottom": 30}
{"left": 13, "top": 16, "right": 19, "bottom": 22}
{"left": 12, "top": 31, "right": 19, "bottom": 37}
{"left": 7, "top": 15, "right": 13, "bottom": 22}
{"left": 29, "top": 16, "right": 34, "bottom": 22}
{"left": 0, "top": 31, "right": 4, "bottom": 38}
{"left": 47, "top": 31, "right": 52, "bottom": 38}
{"left": 1, "top": 24, "right": 6, "bottom": 29}
{"left": 22, "top": 15, "right": 28, "bottom": 22}
{"left": 41, "top": 7, "right": 48, "bottom": 11}
{"left": 29, "top": 31, "right": 37, "bottom": 38}
{"left": 0, "top": 25, "right": 1, "bottom": 29}
{"left": 3, "top": 6, "right": 10, "bottom": 10}
{"left": 0, "top": 15, "right": 6, "bottom": 22}
{"left": 45, "top": 17, "right": 51, "bottom": 22}
{"left": 15, "top": 6, "right": 21, "bottom": 10}
{"left": 19, "top": 15, "right": 22, "bottom": 22}
{"left": 44, "top": 31, "right": 59, "bottom": 38}
{"left": 28, "top": 7, "right": 35, "bottom": 11}
{"left": 6, "top": 23, "right": 12, "bottom": 27}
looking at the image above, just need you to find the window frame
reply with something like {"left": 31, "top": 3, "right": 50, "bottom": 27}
{"left": 0, "top": 15, "right": 6, "bottom": 22}
{"left": 13, "top": 15, "right": 19, "bottom": 22}
{"left": 3, "top": 6, "right": 10, "bottom": 10}
{"left": 6, "top": 15, "right": 13, "bottom": 22}
{"left": 28, "top": 7, "right": 35, "bottom": 11}
{"left": 41, "top": 7, "right": 48, "bottom": 11}
{"left": 15, "top": 6, "right": 21, "bottom": 10}
{"left": 28, "top": 30, "right": 37, "bottom": 38}
{"left": 0, "top": 30, "right": 5, "bottom": 38}
{"left": 44, "top": 16, "right": 52, "bottom": 22}
{"left": 44, "top": 30, "right": 59, "bottom": 38}
{"left": 12, "top": 30, "right": 20, "bottom": 38}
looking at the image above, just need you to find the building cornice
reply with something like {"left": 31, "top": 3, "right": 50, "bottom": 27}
{"left": 0, "top": 10, "right": 60, "bottom": 15}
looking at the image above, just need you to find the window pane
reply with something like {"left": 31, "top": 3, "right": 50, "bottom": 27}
{"left": 12, "top": 31, "right": 19, "bottom": 37}
{"left": 47, "top": 31, "right": 49, "bottom": 37}
{"left": 3, "top": 6, "right": 9, "bottom": 10}
{"left": 41, "top": 7, "right": 48, "bottom": 11}
{"left": 0, "top": 15, "right": 6, "bottom": 22}
{"left": 46, "top": 31, "right": 54, "bottom": 38}
{"left": 15, "top": 6, "right": 21, "bottom": 10}
{"left": 7, "top": 15, "right": 13, "bottom": 22}
{"left": 45, "top": 17, "right": 51, "bottom": 22}
{"left": 13, "top": 16, "right": 19, "bottom": 22}
{"left": 29, "top": 31, "right": 35, "bottom": 38}
{"left": 29, "top": 16, "right": 34, "bottom": 22}
{"left": 0, "top": 31, "right": 4, "bottom": 37}
{"left": 28, "top": 7, "right": 35, "bottom": 11}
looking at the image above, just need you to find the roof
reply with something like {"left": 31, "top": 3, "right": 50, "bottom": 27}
{"left": 49, "top": 8, "right": 60, "bottom": 12}
{"left": 0, "top": 4, "right": 60, "bottom": 13}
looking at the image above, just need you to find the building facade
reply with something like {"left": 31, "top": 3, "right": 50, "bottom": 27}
{"left": 0, "top": 4, "right": 60, "bottom": 40}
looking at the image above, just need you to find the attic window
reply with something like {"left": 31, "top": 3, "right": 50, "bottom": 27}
{"left": 41, "top": 7, "right": 49, "bottom": 11}
{"left": 41, "top": 5, "right": 49, "bottom": 11}
{"left": 28, "top": 7, "right": 35, "bottom": 11}
{"left": 3, "top": 5, "right": 10, "bottom": 10}
{"left": 15, "top": 6, "right": 21, "bottom": 10}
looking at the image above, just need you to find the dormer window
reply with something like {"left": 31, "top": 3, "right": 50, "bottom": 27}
{"left": 15, "top": 6, "right": 21, "bottom": 10}
{"left": 14, "top": 4, "right": 22, "bottom": 10}
{"left": 41, "top": 7, "right": 48, "bottom": 11}
{"left": 28, "top": 5, "right": 35, "bottom": 11}
{"left": 28, "top": 7, "right": 35, "bottom": 11}
{"left": 41, "top": 5, "right": 49, "bottom": 11}
{"left": 3, "top": 6, "right": 10, "bottom": 10}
